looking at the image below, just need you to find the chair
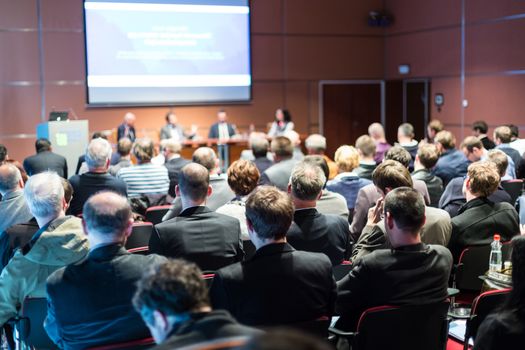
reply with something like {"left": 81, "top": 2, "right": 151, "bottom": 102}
{"left": 329, "top": 302, "right": 450, "bottom": 350}
{"left": 333, "top": 261, "right": 352, "bottom": 281}
{"left": 454, "top": 245, "right": 492, "bottom": 293}
{"left": 501, "top": 179, "right": 523, "bottom": 204}
{"left": 202, "top": 273, "right": 215, "bottom": 288}
{"left": 12, "top": 297, "right": 56, "bottom": 350}
{"left": 126, "top": 222, "right": 154, "bottom": 254}
{"left": 461, "top": 289, "right": 511, "bottom": 350}
{"left": 87, "top": 337, "right": 155, "bottom": 350}
{"left": 145, "top": 205, "right": 171, "bottom": 225}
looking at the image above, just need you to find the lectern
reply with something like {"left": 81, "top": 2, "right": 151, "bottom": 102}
{"left": 36, "top": 120, "right": 89, "bottom": 177}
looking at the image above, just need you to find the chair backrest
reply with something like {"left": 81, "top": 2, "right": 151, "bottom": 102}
{"left": 126, "top": 222, "right": 153, "bottom": 254}
{"left": 501, "top": 179, "right": 523, "bottom": 204}
{"left": 202, "top": 273, "right": 215, "bottom": 288}
{"left": 16, "top": 297, "right": 56, "bottom": 349}
{"left": 87, "top": 337, "right": 155, "bottom": 350}
{"left": 455, "top": 245, "right": 492, "bottom": 292}
{"left": 354, "top": 302, "right": 450, "bottom": 350}
{"left": 333, "top": 261, "right": 352, "bottom": 281}
{"left": 145, "top": 205, "right": 171, "bottom": 225}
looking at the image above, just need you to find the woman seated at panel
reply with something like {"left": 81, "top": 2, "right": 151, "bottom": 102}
{"left": 268, "top": 108, "right": 294, "bottom": 137}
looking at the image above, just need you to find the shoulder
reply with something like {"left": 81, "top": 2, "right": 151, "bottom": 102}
{"left": 291, "top": 249, "right": 332, "bottom": 268}
{"left": 215, "top": 261, "right": 243, "bottom": 279}
{"left": 210, "top": 211, "right": 241, "bottom": 226}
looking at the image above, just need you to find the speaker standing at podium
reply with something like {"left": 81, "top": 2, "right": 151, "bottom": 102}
{"left": 208, "top": 110, "right": 236, "bottom": 171}
{"left": 117, "top": 112, "right": 136, "bottom": 142}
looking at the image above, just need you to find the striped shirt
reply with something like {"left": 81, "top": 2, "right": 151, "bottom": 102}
{"left": 117, "top": 163, "right": 169, "bottom": 197}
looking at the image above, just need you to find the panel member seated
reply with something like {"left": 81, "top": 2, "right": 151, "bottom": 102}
{"left": 411, "top": 144, "right": 443, "bottom": 208}
{"left": 160, "top": 111, "right": 196, "bottom": 141}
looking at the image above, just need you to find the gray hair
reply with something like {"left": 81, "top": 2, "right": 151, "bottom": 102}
{"left": 0, "top": 163, "right": 22, "bottom": 194}
{"left": 368, "top": 123, "right": 385, "bottom": 138}
{"left": 290, "top": 162, "right": 326, "bottom": 201}
{"left": 24, "top": 171, "right": 64, "bottom": 218}
{"left": 85, "top": 138, "right": 112, "bottom": 169}
{"left": 398, "top": 123, "right": 415, "bottom": 138}
{"left": 250, "top": 136, "right": 269, "bottom": 158}
{"left": 305, "top": 134, "right": 327, "bottom": 152}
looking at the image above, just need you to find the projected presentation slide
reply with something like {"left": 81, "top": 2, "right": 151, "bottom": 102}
{"left": 84, "top": 0, "right": 251, "bottom": 106}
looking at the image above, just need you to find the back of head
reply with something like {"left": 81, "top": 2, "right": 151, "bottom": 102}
{"left": 133, "top": 138, "right": 154, "bottom": 163}
{"left": 178, "top": 163, "right": 210, "bottom": 202}
{"left": 417, "top": 144, "right": 440, "bottom": 169}
{"left": 271, "top": 136, "right": 294, "bottom": 158}
{"left": 435, "top": 130, "right": 456, "bottom": 150}
{"left": 494, "top": 126, "right": 512, "bottom": 144}
{"left": 398, "top": 123, "right": 415, "bottom": 139}
{"left": 487, "top": 149, "right": 509, "bottom": 178}
{"left": 227, "top": 160, "right": 260, "bottom": 196}
{"left": 250, "top": 134, "right": 269, "bottom": 158}
{"left": 472, "top": 120, "right": 488, "bottom": 134}
{"left": 163, "top": 139, "right": 182, "bottom": 155}
{"left": 0, "top": 144, "right": 7, "bottom": 163}
{"left": 334, "top": 145, "right": 359, "bottom": 172}
{"left": 192, "top": 147, "right": 217, "bottom": 171}
{"left": 428, "top": 119, "right": 444, "bottom": 134}
{"left": 0, "top": 163, "right": 22, "bottom": 194}
{"left": 372, "top": 160, "right": 413, "bottom": 193}
{"left": 290, "top": 162, "right": 326, "bottom": 201}
{"left": 245, "top": 186, "right": 294, "bottom": 240}
{"left": 305, "top": 134, "right": 327, "bottom": 154}
{"left": 384, "top": 187, "right": 425, "bottom": 234}
{"left": 117, "top": 137, "right": 133, "bottom": 156}
{"left": 83, "top": 191, "right": 131, "bottom": 238}
{"left": 368, "top": 122, "right": 385, "bottom": 139}
{"left": 303, "top": 155, "right": 329, "bottom": 183}
{"left": 460, "top": 136, "right": 483, "bottom": 153}
{"left": 85, "top": 138, "right": 112, "bottom": 170}
{"left": 384, "top": 146, "right": 412, "bottom": 168}
{"left": 24, "top": 171, "right": 64, "bottom": 219}
{"left": 467, "top": 161, "right": 500, "bottom": 197}
{"left": 355, "top": 135, "right": 376, "bottom": 158}
{"left": 35, "top": 138, "right": 52, "bottom": 153}
{"left": 508, "top": 124, "right": 519, "bottom": 139}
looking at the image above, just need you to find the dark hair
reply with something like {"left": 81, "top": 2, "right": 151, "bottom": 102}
{"left": 165, "top": 111, "right": 175, "bottom": 122}
{"left": 502, "top": 236, "right": 525, "bottom": 318}
{"left": 91, "top": 131, "right": 107, "bottom": 140}
{"left": 242, "top": 330, "right": 332, "bottom": 350}
{"left": 35, "top": 138, "right": 52, "bottom": 153}
{"left": 133, "top": 138, "right": 154, "bottom": 163}
{"left": 82, "top": 192, "right": 132, "bottom": 237}
{"left": 372, "top": 160, "right": 413, "bottom": 193}
{"left": 276, "top": 108, "right": 292, "bottom": 123}
{"left": 245, "top": 186, "right": 294, "bottom": 240}
{"left": 0, "top": 144, "right": 7, "bottom": 163}
{"left": 178, "top": 163, "right": 210, "bottom": 201}
{"left": 303, "top": 155, "right": 329, "bottom": 186}
{"left": 472, "top": 120, "right": 488, "bottom": 134}
{"left": 507, "top": 124, "right": 519, "bottom": 138}
{"left": 227, "top": 160, "right": 260, "bottom": 196}
{"left": 384, "top": 187, "right": 425, "bottom": 234}
{"left": 384, "top": 146, "right": 412, "bottom": 168}
{"left": 117, "top": 137, "right": 133, "bottom": 156}
{"left": 460, "top": 136, "right": 483, "bottom": 153}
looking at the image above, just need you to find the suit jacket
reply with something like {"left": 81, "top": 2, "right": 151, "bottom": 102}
{"left": 152, "top": 310, "right": 261, "bottom": 350}
{"left": 260, "top": 158, "right": 299, "bottom": 191}
{"left": 336, "top": 243, "right": 452, "bottom": 331}
{"left": 0, "top": 190, "right": 33, "bottom": 234}
{"left": 448, "top": 197, "right": 519, "bottom": 261}
{"left": 117, "top": 123, "right": 136, "bottom": 142}
{"left": 432, "top": 149, "right": 469, "bottom": 186}
{"left": 254, "top": 157, "right": 273, "bottom": 175}
{"left": 287, "top": 208, "right": 349, "bottom": 265}
{"left": 412, "top": 168, "right": 444, "bottom": 208}
{"left": 0, "top": 218, "right": 38, "bottom": 271}
{"left": 210, "top": 243, "right": 336, "bottom": 327}
{"left": 164, "top": 157, "right": 191, "bottom": 197}
{"left": 480, "top": 136, "right": 496, "bottom": 150}
{"left": 160, "top": 124, "right": 186, "bottom": 140}
{"left": 23, "top": 151, "right": 68, "bottom": 178}
{"left": 45, "top": 244, "right": 165, "bottom": 350}
{"left": 208, "top": 122, "right": 235, "bottom": 139}
{"left": 151, "top": 206, "right": 243, "bottom": 271}
{"left": 316, "top": 190, "right": 349, "bottom": 220}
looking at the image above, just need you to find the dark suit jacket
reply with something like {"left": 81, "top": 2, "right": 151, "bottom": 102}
{"left": 432, "top": 149, "right": 469, "bottom": 186}
{"left": 208, "top": 123, "right": 235, "bottom": 139}
{"left": 164, "top": 157, "right": 191, "bottom": 197}
{"left": 151, "top": 206, "right": 243, "bottom": 271}
{"left": 117, "top": 123, "right": 136, "bottom": 142}
{"left": 153, "top": 310, "right": 261, "bottom": 350}
{"left": 253, "top": 157, "right": 273, "bottom": 175}
{"left": 480, "top": 136, "right": 496, "bottom": 150}
{"left": 260, "top": 158, "right": 299, "bottom": 191}
{"left": 45, "top": 244, "right": 165, "bottom": 350}
{"left": 412, "top": 168, "right": 444, "bottom": 208}
{"left": 287, "top": 208, "right": 349, "bottom": 265}
{"left": 210, "top": 243, "right": 336, "bottom": 327}
{"left": 336, "top": 243, "right": 452, "bottom": 331}
{"left": 0, "top": 218, "right": 38, "bottom": 271}
{"left": 23, "top": 151, "right": 68, "bottom": 178}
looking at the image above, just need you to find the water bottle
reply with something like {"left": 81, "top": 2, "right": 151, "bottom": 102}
{"left": 489, "top": 234, "right": 502, "bottom": 272}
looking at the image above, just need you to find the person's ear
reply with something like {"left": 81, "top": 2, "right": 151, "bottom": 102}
{"left": 386, "top": 211, "right": 395, "bottom": 230}
{"left": 207, "top": 185, "right": 213, "bottom": 197}
{"left": 18, "top": 178, "right": 24, "bottom": 189}
{"left": 287, "top": 183, "right": 292, "bottom": 194}
{"left": 246, "top": 218, "right": 254, "bottom": 233}
{"left": 317, "top": 190, "right": 323, "bottom": 200}
{"left": 81, "top": 218, "right": 89, "bottom": 236}
{"left": 105, "top": 158, "right": 110, "bottom": 169}
{"left": 175, "top": 185, "right": 180, "bottom": 197}
{"left": 62, "top": 196, "right": 68, "bottom": 211}
{"left": 124, "top": 218, "right": 134, "bottom": 238}
{"left": 153, "top": 310, "right": 169, "bottom": 332}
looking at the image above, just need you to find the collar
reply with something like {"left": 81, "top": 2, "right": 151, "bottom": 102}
{"left": 179, "top": 206, "right": 211, "bottom": 217}
{"left": 334, "top": 171, "right": 359, "bottom": 181}
{"left": 458, "top": 197, "right": 492, "bottom": 215}
{"left": 171, "top": 310, "right": 236, "bottom": 338}
{"left": 391, "top": 243, "right": 426, "bottom": 252}
{"left": 252, "top": 242, "right": 294, "bottom": 260}
{"left": 1, "top": 189, "right": 23, "bottom": 201}
{"left": 89, "top": 243, "right": 127, "bottom": 258}
{"left": 167, "top": 154, "right": 181, "bottom": 161}
{"left": 360, "top": 160, "right": 376, "bottom": 166}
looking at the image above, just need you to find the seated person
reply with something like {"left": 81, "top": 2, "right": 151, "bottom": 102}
{"left": 0, "top": 163, "right": 32, "bottom": 233}
{"left": 45, "top": 192, "right": 166, "bottom": 349}
{"left": 160, "top": 111, "right": 195, "bottom": 141}
{"left": 109, "top": 137, "right": 133, "bottom": 176}
{"left": 305, "top": 134, "right": 338, "bottom": 179}
{"left": 239, "top": 133, "right": 273, "bottom": 174}
{"left": 162, "top": 139, "right": 191, "bottom": 199}
{"left": 396, "top": 123, "right": 419, "bottom": 171}
{"left": 368, "top": 122, "right": 391, "bottom": 164}
{"left": 150, "top": 163, "right": 243, "bottom": 271}
{"left": 354, "top": 135, "right": 377, "bottom": 180}
{"left": 461, "top": 136, "right": 515, "bottom": 181}
{"left": 472, "top": 120, "right": 495, "bottom": 150}
{"left": 210, "top": 186, "right": 336, "bottom": 327}
{"left": 433, "top": 130, "right": 469, "bottom": 186}
{"left": 411, "top": 144, "right": 443, "bottom": 208}
{"left": 287, "top": 162, "right": 349, "bottom": 265}
{"left": 335, "top": 187, "right": 452, "bottom": 331}
{"left": 260, "top": 136, "right": 300, "bottom": 191}
{"left": 494, "top": 125, "right": 524, "bottom": 177}
{"left": 133, "top": 259, "right": 261, "bottom": 349}
{"left": 448, "top": 161, "right": 519, "bottom": 261}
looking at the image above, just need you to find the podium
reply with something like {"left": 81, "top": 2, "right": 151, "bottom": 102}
{"left": 37, "top": 120, "right": 89, "bottom": 177}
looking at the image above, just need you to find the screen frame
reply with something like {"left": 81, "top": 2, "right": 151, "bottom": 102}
{"left": 82, "top": 0, "right": 253, "bottom": 108}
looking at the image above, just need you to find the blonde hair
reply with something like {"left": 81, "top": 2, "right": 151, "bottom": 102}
{"left": 334, "top": 145, "right": 359, "bottom": 172}
{"left": 467, "top": 161, "right": 500, "bottom": 197}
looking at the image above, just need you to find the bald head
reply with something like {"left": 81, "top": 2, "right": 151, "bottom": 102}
{"left": 83, "top": 191, "right": 132, "bottom": 239}
{"left": 178, "top": 163, "right": 210, "bottom": 202}
{"left": 192, "top": 147, "right": 218, "bottom": 172}
{"left": 0, "top": 163, "right": 22, "bottom": 195}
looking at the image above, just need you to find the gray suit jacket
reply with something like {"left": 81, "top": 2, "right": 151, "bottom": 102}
{"left": 316, "top": 190, "right": 349, "bottom": 219}
{"left": 160, "top": 124, "right": 186, "bottom": 140}
{"left": 259, "top": 158, "right": 299, "bottom": 191}
{"left": 0, "top": 190, "right": 33, "bottom": 234}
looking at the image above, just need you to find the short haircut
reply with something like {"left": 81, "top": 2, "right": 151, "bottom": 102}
{"left": 227, "top": 160, "right": 260, "bottom": 196}
{"left": 334, "top": 145, "right": 359, "bottom": 172}
{"left": 250, "top": 135, "right": 269, "bottom": 158}
{"left": 508, "top": 124, "right": 519, "bottom": 138}
{"left": 61, "top": 178, "right": 74, "bottom": 204}
{"left": 0, "top": 144, "right": 7, "bottom": 163}
{"left": 91, "top": 131, "right": 107, "bottom": 140}
{"left": 290, "top": 162, "right": 326, "bottom": 201}
{"left": 398, "top": 123, "right": 415, "bottom": 138}
{"left": 472, "top": 120, "right": 488, "bottom": 134}
{"left": 24, "top": 171, "right": 64, "bottom": 218}
{"left": 487, "top": 149, "right": 509, "bottom": 178}
{"left": 85, "top": 138, "right": 112, "bottom": 169}
{"left": 435, "top": 130, "right": 456, "bottom": 149}
{"left": 384, "top": 187, "right": 425, "bottom": 234}
{"left": 467, "top": 161, "right": 500, "bottom": 197}
{"left": 270, "top": 136, "right": 294, "bottom": 158}
{"left": 384, "top": 146, "right": 412, "bottom": 168}
{"left": 368, "top": 123, "right": 385, "bottom": 138}
{"left": 355, "top": 135, "right": 376, "bottom": 157}
{"left": 417, "top": 144, "right": 440, "bottom": 169}
{"left": 178, "top": 163, "right": 210, "bottom": 201}
{"left": 83, "top": 192, "right": 132, "bottom": 237}
{"left": 245, "top": 186, "right": 294, "bottom": 240}
{"left": 372, "top": 160, "right": 413, "bottom": 193}
{"left": 0, "top": 163, "right": 21, "bottom": 193}
{"left": 305, "top": 134, "right": 327, "bottom": 153}
{"left": 460, "top": 136, "right": 483, "bottom": 153}
{"left": 5, "top": 160, "right": 28, "bottom": 184}
{"left": 35, "top": 138, "right": 51, "bottom": 153}
{"left": 133, "top": 259, "right": 210, "bottom": 323}
{"left": 133, "top": 138, "right": 154, "bottom": 163}
{"left": 494, "top": 126, "right": 512, "bottom": 144}
{"left": 303, "top": 155, "right": 329, "bottom": 184}
{"left": 428, "top": 120, "right": 444, "bottom": 133}
{"left": 117, "top": 137, "right": 133, "bottom": 156}
{"left": 192, "top": 147, "right": 217, "bottom": 171}
{"left": 163, "top": 139, "right": 182, "bottom": 154}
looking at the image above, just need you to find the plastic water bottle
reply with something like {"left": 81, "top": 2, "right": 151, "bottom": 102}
{"left": 489, "top": 234, "right": 502, "bottom": 272}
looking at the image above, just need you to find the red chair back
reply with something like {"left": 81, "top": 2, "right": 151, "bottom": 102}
{"left": 333, "top": 261, "right": 352, "bottom": 281}
{"left": 145, "top": 205, "right": 172, "bottom": 225}
{"left": 126, "top": 222, "right": 153, "bottom": 254}
{"left": 455, "top": 245, "right": 492, "bottom": 292}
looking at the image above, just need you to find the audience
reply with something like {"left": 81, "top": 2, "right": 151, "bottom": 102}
{"left": 45, "top": 192, "right": 165, "bottom": 349}
{"left": 75, "top": 131, "right": 108, "bottom": 175}
{"left": 23, "top": 138, "right": 68, "bottom": 178}
{"left": 67, "top": 138, "right": 128, "bottom": 216}
{"left": 305, "top": 134, "right": 338, "bottom": 180}
{"left": 424, "top": 119, "right": 444, "bottom": 144}
{"left": 133, "top": 259, "right": 261, "bottom": 349}
{"left": 472, "top": 120, "right": 495, "bottom": 150}
{"left": 260, "top": 136, "right": 299, "bottom": 190}
{"left": 210, "top": 186, "right": 336, "bottom": 326}
{"left": 150, "top": 163, "right": 243, "bottom": 271}
{"left": 285, "top": 130, "right": 305, "bottom": 161}
{"left": 243, "top": 133, "right": 274, "bottom": 174}
{"left": 354, "top": 135, "right": 377, "bottom": 180}
{"left": 216, "top": 160, "right": 260, "bottom": 239}
{"left": 368, "top": 122, "right": 391, "bottom": 164}
{"left": 433, "top": 130, "right": 469, "bottom": 185}
{"left": 117, "top": 112, "right": 136, "bottom": 142}
{"left": 494, "top": 125, "right": 524, "bottom": 177}
{"left": 508, "top": 124, "right": 525, "bottom": 157}
{"left": 461, "top": 136, "right": 515, "bottom": 181}
{"left": 448, "top": 161, "right": 519, "bottom": 261}
{"left": 0, "top": 163, "right": 32, "bottom": 233}
{"left": 109, "top": 137, "right": 133, "bottom": 176}
{"left": 412, "top": 144, "right": 443, "bottom": 207}
{"left": 336, "top": 187, "right": 452, "bottom": 331}
{"left": 162, "top": 139, "right": 191, "bottom": 198}
{"left": 268, "top": 108, "right": 294, "bottom": 137}
{"left": 287, "top": 162, "right": 349, "bottom": 265}
{"left": 396, "top": 123, "right": 418, "bottom": 171}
